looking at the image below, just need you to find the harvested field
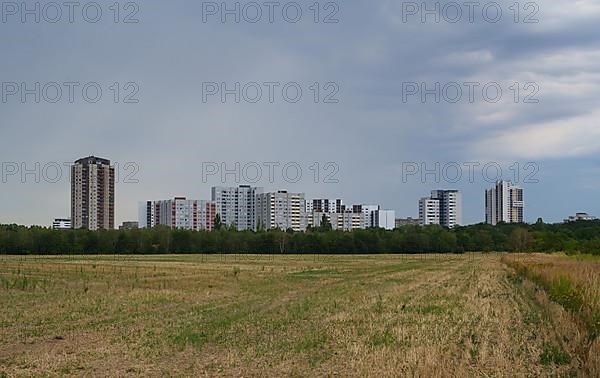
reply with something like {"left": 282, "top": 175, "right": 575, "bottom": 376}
{"left": 0, "top": 253, "right": 596, "bottom": 377}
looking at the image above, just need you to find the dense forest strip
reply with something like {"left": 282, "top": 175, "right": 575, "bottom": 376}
{"left": 1, "top": 221, "right": 600, "bottom": 255}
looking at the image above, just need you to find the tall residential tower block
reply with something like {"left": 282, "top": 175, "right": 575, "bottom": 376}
{"left": 485, "top": 181, "right": 524, "bottom": 225}
{"left": 71, "top": 156, "right": 115, "bottom": 230}
{"left": 419, "top": 190, "right": 462, "bottom": 228}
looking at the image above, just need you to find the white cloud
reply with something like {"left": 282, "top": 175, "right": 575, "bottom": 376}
{"left": 472, "top": 109, "right": 600, "bottom": 159}
{"left": 531, "top": 0, "right": 600, "bottom": 30}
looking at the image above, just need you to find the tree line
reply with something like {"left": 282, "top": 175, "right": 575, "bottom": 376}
{"left": 1, "top": 220, "right": 599, "bottom": 255}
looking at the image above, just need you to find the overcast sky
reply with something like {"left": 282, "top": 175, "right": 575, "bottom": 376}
{"left": 1, "top": 0, "right": 600, "bottom": 226}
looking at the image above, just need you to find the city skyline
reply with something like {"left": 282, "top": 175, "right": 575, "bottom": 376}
{"left": 7, "top": 156, "right": 599, "bottom": 228}
{"left": 4, "top": 157, "right": 556, "bottom": 225}
{"left": 6, "top": 155, "right": 598, "bottom": 228}
{"left": 52, "top": 157, "right": 584, "bottom": 230}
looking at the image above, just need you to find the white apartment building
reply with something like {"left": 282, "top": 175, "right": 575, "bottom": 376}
{"left": 361, "top": 205, "right": 380, "bottom": 228}
{"left": 373, "top": 209, "right": 396, "bottom": 230}
{"left": 211, "top": 186, "right": 263, "bottom": 231}
{"left": 564, "top": 213, "right": 597, "bottom": 223}
{"left": 431, "top": 190, "right": 462, "bottom": 228}
{"left": 485, "top": 181, "right": 524, "bottom": 225}
{"left": 256, "top": 191, "right": 306, "bottom": 232}
{"left": 138, "top": 198, "right": 216, "bottom": 231}
{"left": 311, "top": 211, "right": 364, "bottom": 231}
{"left": 338, "top": 211, "right": 365, "bottom": 231}
{"left": 419, "top": 197, "right": 440, "bottom": 225}
{"left": 161, "top": 198, "right": 195, "bottom": 230}
{"left": 305, "top": 201, "right": 314, "bottom": 214}
{"left": 309, "top": 198, "right": 343, "bottom": 214}
{"left": 52, "top": 218, "right": 72, "bottom": 230}
{"left": 306, "top": 198, "right": 345, "bottom": 229}
{"left": 310, "top": 204, "right": 395, "bottom": 230}
{"left": 418, "top": 190, "right": 462, "bottom": 228}
{"left": 138, "top": 201, "right": 155, "bottom": 229}
{"left": 196, "top": 200, "right": 217, "bottom": 231}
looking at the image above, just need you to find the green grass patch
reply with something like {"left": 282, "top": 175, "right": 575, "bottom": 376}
{"left": 286, "top": 299, "right": 312, "bottom": 320}
{"left": 0, "top": 274, "right": 45, "bottom": 291}
{"left": 288, "top": 269, "right": 341, "bottom": 280}
{"left": 295, "top": 331, "right": 328, "bottom": 353}
{"left": 415, "top": 304, "right": 445, "bottom": 316}
{"left": 369, "top": 329, "right": 396, "bottom": 348}
{"left": 547, "top": 276, "right": 584, "bottom": 313}
{"left": 171, "top": 329, "right": 209, "bottom": 349}
{"left": 592, "top": 311, "right": 600, "bottom": 339}
{"left": 295, "top": 331, "right": 330, "bottom": 367}
{"left": 540, "top": 344, "right": 571, "bottom": 366}
{"left": 169, "top": 305, "right": 250, "bottom": 350}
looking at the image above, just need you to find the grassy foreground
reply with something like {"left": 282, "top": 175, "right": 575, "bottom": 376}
{"left": 0, "top": 254, "right": 597, "bottom": 377}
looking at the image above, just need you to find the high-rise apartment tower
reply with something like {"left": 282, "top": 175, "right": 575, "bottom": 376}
{"left": 71, "top": 156, "right": 115, "bottom": 230}
{"left": 485, "top": 181, "right": 524, "bottom": 225}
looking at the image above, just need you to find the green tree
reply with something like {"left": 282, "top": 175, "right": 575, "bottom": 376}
{"left": 214, "top": 214, "right": 223, "bottom": 231}
{"left": 509, "top": 228, "right": 531, "bottom": 252}
{"left": 319, "top": 214, "right": 332, "bottom": 232}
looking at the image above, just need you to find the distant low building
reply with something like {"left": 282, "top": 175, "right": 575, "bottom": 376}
{"left": 52, "top": 218, "right": 71, "bottom": 230}
{"left": 564, "top": 213, "right": 597, "bottom": 223}
{"left": 395, "top": 217, "right": 420, "bottom": 227}
{"left": 119, "top": 221, "right": 139, "bottom": 230}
